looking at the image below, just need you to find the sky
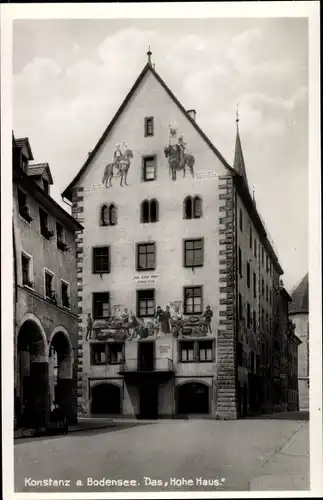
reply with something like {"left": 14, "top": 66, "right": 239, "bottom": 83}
{"left": 12, "top": 18, "right": 309, "bottom": 291}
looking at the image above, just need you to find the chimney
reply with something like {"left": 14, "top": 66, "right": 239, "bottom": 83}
{"left": 187, "top": 109, "right": 196, "bottom": 121}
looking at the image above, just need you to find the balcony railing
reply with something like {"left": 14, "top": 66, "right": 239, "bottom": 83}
{"left": 119, "top": 357, "right": 175, "bottom": 374}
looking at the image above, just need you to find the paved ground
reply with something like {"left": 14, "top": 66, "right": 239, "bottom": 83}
{"left": 14, "top": 412, "right": 309, "bottom": 493}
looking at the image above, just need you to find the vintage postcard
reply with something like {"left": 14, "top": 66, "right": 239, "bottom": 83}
{"left": 1, "top": 2, "right": 321, "bottom": 499}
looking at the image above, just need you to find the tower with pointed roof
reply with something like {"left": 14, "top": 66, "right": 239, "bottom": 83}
{"left": 62, "top": 53, "right": 289, "bottom": 420}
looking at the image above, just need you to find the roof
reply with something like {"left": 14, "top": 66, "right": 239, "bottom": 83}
{"left": 289, "top": 273, "right": 309, "bottom": 315}
{"left": 14, "top": 137, "right": 34, "bottom": 160}
{"left": 27, "top": 163, "right": 54, "bottom": 184}
{"left": 62, "top": 62, "right": 237, "bottom": 200}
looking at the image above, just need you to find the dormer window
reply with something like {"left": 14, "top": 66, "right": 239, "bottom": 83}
{"left": 43, "top": 179, "right": 49, "bottom": 194}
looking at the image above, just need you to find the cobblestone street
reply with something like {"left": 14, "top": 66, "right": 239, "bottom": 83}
{"left": 15, "top": 412, "right": 309, "bottom": 493}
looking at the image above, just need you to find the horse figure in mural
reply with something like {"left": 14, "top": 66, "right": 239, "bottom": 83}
{"left": 164, "top": 144, "right": 195, "bottom": 181}
{"left": 102, "top": 149, "right": 134, "bottom": 188}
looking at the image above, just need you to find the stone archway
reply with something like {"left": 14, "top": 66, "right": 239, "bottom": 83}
{"left": 16, "top": 318, "right": 48, "bottom": 427}
{"left": 90, "top": 383, "right": 122, "bottom": 415}
{"left": 176, "top": 382, "right": 210, "bottom": 415}
{"left": 48, "top": 328, "right": 75, "bottom": 423}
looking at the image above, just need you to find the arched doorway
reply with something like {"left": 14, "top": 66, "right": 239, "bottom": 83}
{"left": 91, "top": 383, "right": 121, "bottom": 415}
{"left": 48, "top": 329, "right": 74, "bottom": 423}
{"left": 177, "top": 382, "right": 209, "bottom": 415}
{"left": 16, "top": 319, "right": 48, "bottom": 426}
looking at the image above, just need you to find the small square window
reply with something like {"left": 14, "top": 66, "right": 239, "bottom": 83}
{"left": 143, "top": 156, "right": 156, "bottom": 182}
{"left": 144, "top": 117, "right": 154, "bottom": 137}
{"left": 184, "top": 286, "right": 202, "bottom": 315}
{"left": 93, "top": 292, "right": 110, "bottom": 319}
{"left": 93, "top": 247, "right": 110, "bottom": 274}
{"left": 137, "top": 243, "right": 156, "bottom": 271}
{"left": 137, "top": 289, "right": 155, "bottom": 317}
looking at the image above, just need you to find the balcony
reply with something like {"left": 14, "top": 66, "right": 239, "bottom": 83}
{"left": 118, "top": 357, "right": 175, "bottom": 378}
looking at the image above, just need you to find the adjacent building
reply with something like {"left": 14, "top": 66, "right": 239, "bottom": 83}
{"left": 62, "top": 55, "right": 292, "bottom": 420}
{"left": 13, "top": 134, "right": 83, "bottom": 427}
{"left": 289, "top": 273, "right": 309, "bottom": 410}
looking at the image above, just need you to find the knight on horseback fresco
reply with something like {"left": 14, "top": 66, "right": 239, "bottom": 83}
{"left": 164, "top": 128, "right": 195, "bottom": 181}
{"left": 102, "top": 142, "right": 134, "bottom": 188}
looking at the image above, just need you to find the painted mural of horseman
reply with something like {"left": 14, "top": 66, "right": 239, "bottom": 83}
{"left": 164, "top": 129, "right": 195, "bottom": 180}
{"left": 102, "top": 142, "right": 134, "bottom": 188}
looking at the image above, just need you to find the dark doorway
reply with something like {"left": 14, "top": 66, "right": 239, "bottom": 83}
{"left": 177, "top": 382, "right": 209, "bottom": 415}
{"left": 138, "top": 341, "right": 154, "bottom": 371}
{"left": 91, "top": 383, "right": 121, "bottom": 415}
{"left": 139, "top": 380, "right": 158, "bottom": 419}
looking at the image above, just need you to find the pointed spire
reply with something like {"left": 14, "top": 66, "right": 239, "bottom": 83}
{"left": 147, "top": 46, "right": 152, "bottom": 66}
{"left": 233, "top": 105, "right": 249, "bottom": 190}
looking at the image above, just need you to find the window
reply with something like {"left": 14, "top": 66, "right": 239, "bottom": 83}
{"left": 198, "top": 341, "right": 213, "bottom": 362}
{"left": 45, "top": 270, "right": 55, "bottom": 299}
{"left": 93, "top": 247, "right": 110, "bottom": 274}
{"left": 184, "top": 286, "right": 202, "bottom": 315}
{"left": 269, "top": 289, "right": 272, "bottom": 305}
{"left": 39, "top": 208, "right": 53, "bottom": 239}
{"left": 239, "top": 293, "right": 243, "bottom": 320}
{"left": 17, "top": 189, "right": 32, "bottom": 222}
{"left": 142, "top": 156, "right": 156, "bottom": 181}
{"left": 43, "top": 179, "right": 49, "bottom": 194}
{"left": 253, "top": 272, "right": 257, "bottom": 298}
{"left": 261, "top": 308, "right": 265, "bottom": 327}
{"left": 56, "top": 223, "right": 68, "bottom": 252}
{"left": 144, "top": 117, "right": 154, "bottom": 137}
{"left": 184, "top": 238, "right": 204, "bottom": 267}
{"left": 108, "top": 343, "right": 124, "bottom": 364}
{"left": 266, "top": 285, "right": 268, "bottom": 302}
{"left": 140, "top": 199, "right": 158, "bottom": 223}
{"left": 254, "top": 239, "right": 257, "bottom": 258}
{"left": 137, "top": 243, "right": 156, "bottom": 271}
{"left": 261, "top": 278, "right": 265, "bottom": 296}
{"left": 246, "top": 262, "right": 250, "bottom": 288}
{"left": 184, "top": 196, "right": 202, "bottom": 219}
{"left": 91, "top": 344, "right": 107, "bottom": 365}
{"left": 179, "top": 341, "right": 194, "bottom": 362}
{"left": 100, "top": 204, "right": 117, "bottom": 226}
{"left": 253, "top": 310, "right": 256, "bottom": 333}
{"left": 261, "top": 247, "right": 264, "bottom": 266}
{"left": 239, "top": 209, "right": 243, "bottom": 231}
{"left": 237, "top": 341, "right": 243, "bottom": 366}
{"left": 238, "top": 247, "right": 242, "bottom": 277}
{"left": 21, "top": 253, "right": 33, "bottom": 288}
{"left": 249, "top": 228, "right": 253, "bottom": 249}
{"left": 61, "top": 281, "right": 70, "bottom": 308}
{"left": 137, "top": 289, "right": 155, "bottom": 317}
{"left": 93, "top": 292, "right": 110, "bottom": 319}
{"left": 247, "top": 302, "right": 251, "bottom": 328}
{"left": 266, "top": 255, "right": 269, "bottom": 272}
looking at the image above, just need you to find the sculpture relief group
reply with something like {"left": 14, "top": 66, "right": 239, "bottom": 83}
{"left": 86, "top": 304, "right": 214, "bottom": 342}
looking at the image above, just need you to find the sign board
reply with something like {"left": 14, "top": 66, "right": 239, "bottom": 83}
{"left": 158, "top": 344, "right": 171, "bottom": 355}
{"left": 195, "top": 171, "right": 217, "bottom": 180}
{"left": 133, "top": 273, "right": 159, "bottom": 285}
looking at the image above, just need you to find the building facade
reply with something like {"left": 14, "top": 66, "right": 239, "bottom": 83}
{"left": 62, "top": 58, "right": 289, "bottom": 420}
{"left": 289, "top": 273, "right": 309, "bottom": 410}
{"left": 13, "top": 135, "right": 83, "bottom": 427}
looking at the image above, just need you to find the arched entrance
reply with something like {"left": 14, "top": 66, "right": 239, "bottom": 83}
{"left": 48, "top": 329, "right": 74, "bottom": 423}
{"left": 16, "top": 319, "right": 48, "bottom": 427}
{"left": 177, "top": 382, "right": 210, "bottom": 415}
{"left": 91, "top": 383, "right": 121, "bottom": 415}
